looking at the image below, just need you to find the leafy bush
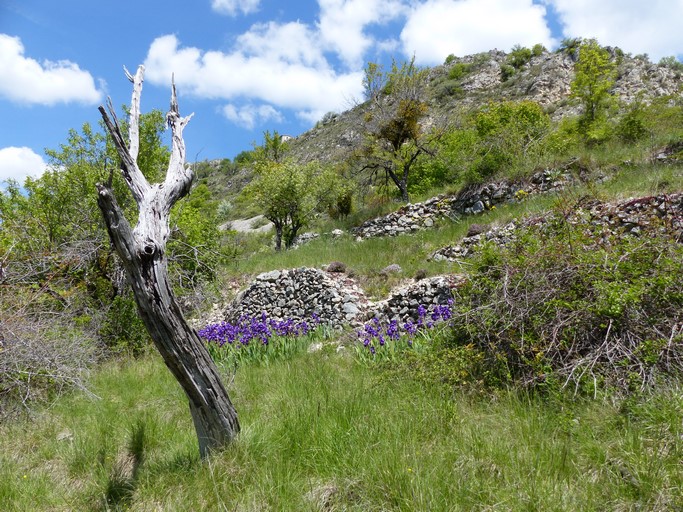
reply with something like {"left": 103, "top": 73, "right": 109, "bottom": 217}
{"left": 500, "top": 64, "right": 516, "bottom": 82}
{"left": 434, "top": 80, "right": 465, "bottom": 100}
{"left": 449, "top": 211, "right": 683, "bottom": 395}
{"left": 658, "top": 56, "right": 683, "bottom": 73}
{"left": 616, "top": 103, "right": 650, "bottom": 143}
{"left": 508, "top": 45, "right": 532, "bottom": 69}
{"left": 531, "top": 43, "right": 546, "bottom": 57}
{"left": 469, "top": 100, "right": 550, "bottom": 181}
{"left": 99, "top": 294, "right": 150, "bottom": 355}
{"left": 448, "top": 62, "right": 471, "bottom": 80}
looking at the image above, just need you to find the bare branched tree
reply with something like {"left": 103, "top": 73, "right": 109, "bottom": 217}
{"left": 96, "top": 65, "right": 239, "bottom": 458}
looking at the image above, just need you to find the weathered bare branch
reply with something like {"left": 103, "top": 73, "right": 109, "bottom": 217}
{"left": 163, "top": 75, "right": 195, "bottom": 212}
{"left": 98, "top": 101, "right": 150, "bottom": 204}
{"left": 96, "top": 65, "right": 239, "bottom": 458}
{"left": 125, "top": 65, "right": 144, "bottom": 162}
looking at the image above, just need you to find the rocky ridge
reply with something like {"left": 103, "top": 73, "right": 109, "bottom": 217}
{"left": 287, "top": 48, "right": 683, "bottom": 166}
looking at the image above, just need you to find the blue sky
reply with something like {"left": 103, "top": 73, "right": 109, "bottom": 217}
{"left": 1, "top": 0, "right": 682, "bottom": 184}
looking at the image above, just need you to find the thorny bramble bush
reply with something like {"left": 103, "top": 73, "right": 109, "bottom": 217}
{"left": 450, "top": 210, "right": 683, "bottom": 396}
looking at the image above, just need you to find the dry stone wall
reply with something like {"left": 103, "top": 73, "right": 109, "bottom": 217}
{"left": 352, "top": 170, "right": 572, "bottom": 239}
{"left": 225, "top": 268, "right": 367, "bottom": 327}
{"left": 431, "top": 192, "right": 683, "bottom": 262}
{"left": 223, "top": 268, "right": 466, "bottom": 328}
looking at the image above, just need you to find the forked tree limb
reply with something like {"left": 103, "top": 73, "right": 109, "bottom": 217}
{"left": 96, "top": 66, "right": 239, "bottom": 458}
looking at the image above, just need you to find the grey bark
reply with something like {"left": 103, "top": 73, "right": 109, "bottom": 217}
{"left": 96, "top": 65, "right": 239, "bottom": 458}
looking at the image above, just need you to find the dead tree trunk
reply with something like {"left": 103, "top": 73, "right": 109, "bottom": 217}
{"left": 96, "top": 65, "right": 239, "bottom": 458}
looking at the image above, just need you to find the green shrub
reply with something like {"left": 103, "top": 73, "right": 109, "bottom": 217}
{"left": 448, "top": 210, "right": 683, "bottom": 395}
{"left": 658, "top": 56, "right": 683, "bottom": 73}
{"left": 100, "top": 295, "right": 150, "bottom": 354}
{"left": 532, "top": 43, "right": 546, "bottom": 57}
{"left": 500, "top": 64, "right": 516, "bottom": 82}
{"left": 448, "top": 62, "right": 471, "bottom": 80}
{"left": 434, "top": 80, "right": 465, "bottom": 99}
{"left": 508, "top": 45, "right": 532, "bottom": 69}
{"left": 616, "top": 104, "right": 650, "bottom": 143}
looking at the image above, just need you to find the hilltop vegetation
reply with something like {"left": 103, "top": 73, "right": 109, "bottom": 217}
{"left": 2, "top": 39, "right": 683, "bottom": 510}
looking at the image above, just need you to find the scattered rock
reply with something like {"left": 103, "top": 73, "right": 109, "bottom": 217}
{"left": 326, "top": 261, "right": 347, "bottom": 273}
{"left": 466, "top": 223, "right": 487, "bottom": 237}
{"left": 380, "top": 264, "right": 402, "bottom": 275}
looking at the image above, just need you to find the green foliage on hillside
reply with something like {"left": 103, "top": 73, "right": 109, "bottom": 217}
{"left": 242, "top": 159, "right": 341, "bottom": 250}
{"left": 571, "top": 39, "right": 618, "bottom": 140}
{"left": 0, "top": 109, "right": 228, "bottom": 415}
{"left": 359, "top": 57, "right": 438, "bottom": 201}
{"left": 449, "top": 213, "right": 683, "bottom": 394}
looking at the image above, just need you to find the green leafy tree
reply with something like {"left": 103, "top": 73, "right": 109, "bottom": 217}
{"left": 571, "top": 39, "right": 617, "bottom": 134}
{"left": 359, "top": 57, "right": 444, "bottom": 202}
{"left": 0, "top": 108, "right": 217, "bottom": 354}
{"left": 470, "top": 100, "right": 550, "bottom": 181}
{"left": 243, "top": 160, "right": 340, "bottom": 250}
{"left": 169, "top": 183, "right": 223, "bottom": 285}
{"left": 253, "top": 130, "right": 290, "bottom": 163}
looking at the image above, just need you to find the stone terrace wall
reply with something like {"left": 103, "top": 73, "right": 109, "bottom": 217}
{"left": 224, "top": 268, "right": 466, "bottom": 328}
{"left": 431, "top": 192, "right": 683, "bottom": 262}
{"left": 365, "top": 275, "right": 466, "bottom": 324}
{"left": 351, "top": 170, "right": 571, "bottom": 239}
{"left": 225, "top": 268, "right": 367, "bottom": 327}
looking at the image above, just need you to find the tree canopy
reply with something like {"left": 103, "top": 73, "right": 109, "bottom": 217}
{"left": 571, "top": 39, "right": 617, "bottom": 134}
{"left": 359, "top": 57, "right": 443, "bottom": 202}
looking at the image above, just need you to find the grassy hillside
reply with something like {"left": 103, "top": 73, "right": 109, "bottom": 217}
{"left": 2, "top": 40, "right": 683, "bottom": 511}
{"left": 2, "top": 350, "right": 682, "bottom": 511}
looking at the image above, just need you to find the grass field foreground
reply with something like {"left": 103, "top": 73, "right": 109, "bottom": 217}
{"left": 1, "top": 348, "right": 682, "bottom": 511}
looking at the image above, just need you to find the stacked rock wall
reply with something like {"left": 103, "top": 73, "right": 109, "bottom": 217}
{"left": 225, "top": 268, "right": 367, "bottom": 327}
{"left": 224, "top": 268, "right": 466, "bottom": 328}
{"left": 430, "top": 192, "right": 683, "bottom": 262}
{"left": 352, "top": 171, "right": 571, "bottom": 239}
{"left": 365, "top": 275, "right": 466, "bottom": 324}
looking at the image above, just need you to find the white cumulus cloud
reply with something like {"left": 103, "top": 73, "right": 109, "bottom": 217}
{"left": 211, "top": 0, "right": 261, "bottom": 16}
{"left": 144, "top": 33, "right": 364, "bottom": 125}
{"left": 317, "top": 0, "right": 406, "bottom": 68}
{"left": 401, "top": 0, "right": 556, "bottom": 65}
{"left": 0, "top": 34, "right": 102, "bottom": 106}
{"left": 222, "top": 103, "right": 283, "bottom": 129}
{"left": 0, "top": 147, "right": 47, "bottom": 184}
{"left": 547, "top": 0, "right": 683, "bottom": 60}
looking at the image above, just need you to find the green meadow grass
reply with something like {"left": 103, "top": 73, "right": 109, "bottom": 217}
{"left": 227, "top": 161, "right": 683, "bottom": 298}
{"left": 3, "top": 162, "right": 683, "bottom": 511}
{"left": 1, "top": 348, "right": 682, "bottom": 511}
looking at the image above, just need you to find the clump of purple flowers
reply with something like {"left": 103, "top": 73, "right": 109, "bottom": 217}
{"left": 198, "top": 311, "right": 321, "bottom": 348}
{"left": 357, "top": 300, "right": 453, "bottom": 355}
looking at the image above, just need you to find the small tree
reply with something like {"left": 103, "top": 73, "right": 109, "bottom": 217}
{"left": 96, "top": 65, "right": 239, "bottom": 458}
{"left": 571, "top": 39, "right": 617, "bottom": 134}
{"left": 244, "top": 160, "right": 340, "bottom": 250}
{"left": 359, "top": 57, "right": 443, "bottom": 202}
{"left": 253, "top": 130, "right": 290, "bottom": 163}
